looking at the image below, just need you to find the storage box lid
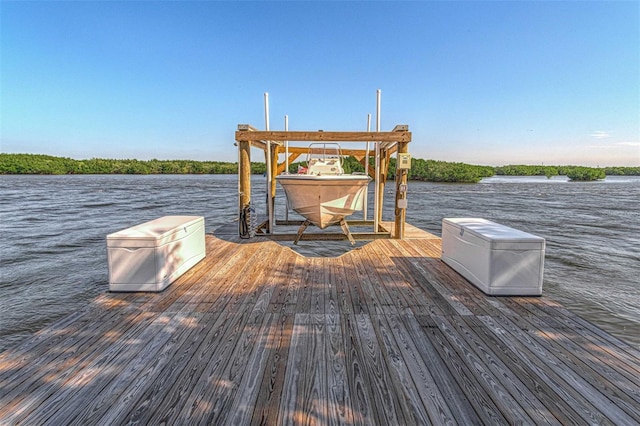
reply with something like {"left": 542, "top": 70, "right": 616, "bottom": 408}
{"left": 443, "top": 218, "right": 545, "bottom": 250}
{"left": 107, "top": 215, "right": 204, "bottom": 248}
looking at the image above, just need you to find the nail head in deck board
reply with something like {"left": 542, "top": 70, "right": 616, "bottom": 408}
{"left": 2, "top": 233, "right": 640, "bottom": 424}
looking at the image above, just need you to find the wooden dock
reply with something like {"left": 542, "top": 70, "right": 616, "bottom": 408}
{"left": 1, "top": 231, "right": 640, "bottom": 425}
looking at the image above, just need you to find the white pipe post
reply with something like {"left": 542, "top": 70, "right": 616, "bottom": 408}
{"left": 284, "top": 115, "right": 289, "bottom": 173}
{"left": 374, "top": 89, "right": 381, "bottom": 233}
{"left": 364, "top": 113, "right": 371, "bottom": 221}
{"left": 284, "top": 114, "right": 289, "bottom": 222}
{"left": 264, "top": 92, "right": 273, "bottom": 233}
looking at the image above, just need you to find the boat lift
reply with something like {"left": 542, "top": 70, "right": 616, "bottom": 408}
{"left": 235, "top": 123, "right": 412, "bottom": 242}
{"left": 235, "top": 92, "right": 411, "bottom": 242}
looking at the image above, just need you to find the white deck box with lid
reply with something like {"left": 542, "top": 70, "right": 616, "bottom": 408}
{"left": 441, "top": 218, "right": 545, "bottom": 296}
{"left": 107, "top": 216, "right": 206, "bottom": 292}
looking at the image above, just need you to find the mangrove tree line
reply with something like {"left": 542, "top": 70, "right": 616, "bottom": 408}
{"left": 1, "top": 153, "right": 637, "bottom": 182}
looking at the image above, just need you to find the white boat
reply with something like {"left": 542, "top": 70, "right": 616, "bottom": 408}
{"left": 276, "top": 144, "right": 371, "bottom": 229}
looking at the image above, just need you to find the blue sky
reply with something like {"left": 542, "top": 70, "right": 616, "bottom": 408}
{"left": 2, "top": 1, "right": 638, "bottom": 166}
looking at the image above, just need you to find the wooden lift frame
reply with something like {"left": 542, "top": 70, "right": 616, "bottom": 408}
{"left": 235, "top": 124, "right": 411, "bottom": 241}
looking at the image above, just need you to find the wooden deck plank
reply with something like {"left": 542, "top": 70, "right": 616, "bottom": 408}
{"left": 511, "top": 297, "right": 640, "bottom": 392}
{"left": 386, "top": 313, "right": 459, "bottom": 424}
{"left": 295, "top": 258, "right": 313, "bottom": 313}
{"left": 340, "top": 314, "right": 377, "bottom": 425}
{"left": 31, "top": 310, "right": 198, "bottom": 425}
{"left": 346, "top": 249, "right": 395, "bottom": 315}
{"left": 361, "top": 243, "right": 411, "bottom": 311}
{"left": 304, "top": 313, "right": 328, "bottom": 425}
{"left": 278, "top": 313, "right": 312, "bottom": 425}
{"left": 174, "top": 239, "right": 257, "bottom": 307}
{"left": 331, "top": 255, "right": 353, "bottom": 315}
{"left": 324, "top": 312, "right": 354, "bottom": 425}
{"left": 0, "top": 302, "right": 133, "bottom": 393}
{"left": 420, "top": 317, "right": 510, "bottom": 425}
{"left": 250, "top": 311, "right": 295, "bottom": 426}
{"left": 217, "top": 312, "right": 278, "bottom": 425}
{"left": 368, "top": 313, "right": 433, "bottom": 424}
{"left": 352, "top": 313, "right": 407, "bottom": 424}
{"left": 450, "top": 315, "right": 562, "bottom": 425}
{"left": 0, "top": 292, "right": 146, "bottom": 386}
{"left": 375, "top": 239, "right": 449, "bottom": 314}
{"left": 401, "top": 312, "right": 483, "bottom": 424}
{"left": 468, "top": 315, "right": 602, "bottom": 425}
{"left": 432, "top": 314, "right": 537, "bottom": 424}
{"left": 339, "top": 255, "right": 369, "bottom": 315}
{"left": 1, "top": 232, "right": 640, "bottom": 425}
{"left": 95, "top": 311, "right": 216, "bottom": 425}
{"left": 172, "top": 257, "right": 281, "bottom": 424}
{"left": 477, "top": 314, "right": 619, "bottom": 424}
{"left": 497, "top": 298, "right": 640, "bottom": 424}
{"left": 268, "top": 248, "right": 301, "bottom": 311}
{"left": 118, "top": 309, "right": 242, "bottom": 424}
{"left": 512, "top": 296, "right": 640, "bottom": 377}
{"left": 0, "top": 306, "right": 154, "bottom": 417}
{"left": 3, "top": 310, "right": 158, "bottom": 424}
{"left": 282, "top": 254, "right": 305, "bottom": 310}
{"left": 217, "top": 250, "right": 299, "bottom": 424}
{"left": 148, "top": 311, "right": 251, "bottom": 424}
{"left": 356, "top": 245, "right": 394, "bottom": 308}
{"left": 310, "top": 257, "right": 326, "bottom": 315}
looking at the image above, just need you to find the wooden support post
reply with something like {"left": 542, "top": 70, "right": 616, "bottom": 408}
{"left": 238, "top": 140, "right": 252, "bottom": 236}
{"left": 394, "top": 142, "right": 409, "bottom": 239}
{"left": 270, "top": 144, "right": 279, "bottom": 229}
{"left": 377, "top": 147, "right": 388, "bottom": 230}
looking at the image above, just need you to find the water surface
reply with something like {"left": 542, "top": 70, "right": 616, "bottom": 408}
{"left": 1, "top": 174, "right": 638, "bottom": 352}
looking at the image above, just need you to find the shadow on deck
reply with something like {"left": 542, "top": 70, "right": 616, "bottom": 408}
{"left": 1, "top": 233, "right": 639, "bottom": 424}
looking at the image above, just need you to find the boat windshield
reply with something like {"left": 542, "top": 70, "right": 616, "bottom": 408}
{"left": 304, "top": 143, "right": 344, "bottom": 175}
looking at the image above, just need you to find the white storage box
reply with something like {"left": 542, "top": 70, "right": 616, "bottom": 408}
{"left": 107, "top": 216, "right": 206, "bottom": 292}
{"left": 441, "top": 218, "right": 545, "bottom": 296}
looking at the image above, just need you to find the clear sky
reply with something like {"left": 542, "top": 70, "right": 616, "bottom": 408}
{"left": 1, "top": 1, "right": 638, "bottom": 166}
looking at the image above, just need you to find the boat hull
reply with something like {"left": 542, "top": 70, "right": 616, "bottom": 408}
{"left": 276, "top": 174, "right": 371, "bottom": 229}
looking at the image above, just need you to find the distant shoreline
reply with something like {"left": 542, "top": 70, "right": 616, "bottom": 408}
{"left": 1, "top": 153, "right": 638, "bottom": 182}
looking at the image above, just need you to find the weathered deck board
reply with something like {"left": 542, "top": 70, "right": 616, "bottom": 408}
{"left": 1, "top": 233, "right": 640, "bottom": 425}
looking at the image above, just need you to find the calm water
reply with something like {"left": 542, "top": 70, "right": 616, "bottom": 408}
{"left": 1, "top": 174, "right": 638, "bottom": 352}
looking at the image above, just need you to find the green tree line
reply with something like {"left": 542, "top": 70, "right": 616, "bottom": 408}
{"left": 495, "top": 164, "right": 638, "bottom": 181}
{"left": 2, "top": 153, "right": 637, "bottom": 182}
{"left": 0, "top": 154, "right": 266, "bottom": 175}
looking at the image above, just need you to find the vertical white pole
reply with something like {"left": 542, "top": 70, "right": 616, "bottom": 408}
{"left": 284, "top": 115, "right": 289, "bottom": 173}
{"left": 374, "top": 89, "right": 381, "bottom": 233}
{"left": 284, "top": 114, "right": 289, "bottom": 222}
{"left": 264, "top": 92, "right": 273, "bottom": 233}
{"left": 364, "top": 113, "right": 371, "bottom": 221}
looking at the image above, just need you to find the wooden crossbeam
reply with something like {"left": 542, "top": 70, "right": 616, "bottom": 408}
{"left": 235, "top": 130, "right": 411, "bottom": 143}
{"left": 275, "top": 146, "right": 378, "bottom": 157}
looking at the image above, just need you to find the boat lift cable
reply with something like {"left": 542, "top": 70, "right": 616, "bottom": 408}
{"left": 239, "top": 204, "right": 251, "bottom": 239}
{"left": 239, "top": 204, "right": 256, "bottom": 239}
